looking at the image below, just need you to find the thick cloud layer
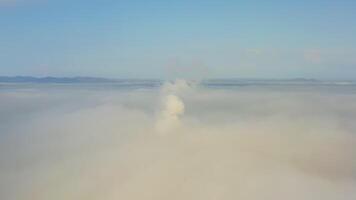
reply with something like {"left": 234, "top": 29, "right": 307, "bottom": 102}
{"left": 0, "top": 82, "right": 355, "bottom": 200}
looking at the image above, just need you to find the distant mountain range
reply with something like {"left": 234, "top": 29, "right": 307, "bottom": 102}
{"left": 202, "top": 78, "right": 356, "bottom": 86}
{"left": 0, "top": 76, "right": 161, "bottom": 84}
{"left": 0, "top": 76, "right": 355, "bottom": 86}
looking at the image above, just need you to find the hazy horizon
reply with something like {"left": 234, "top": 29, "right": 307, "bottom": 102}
{"left": 1, "top": 75, "right": 356, "bottom": 81}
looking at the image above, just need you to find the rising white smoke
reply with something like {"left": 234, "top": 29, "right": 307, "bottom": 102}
{"left": 155, "top": 94, "right": 185, "bottom": 134}
{"left": 0, "top": 83, "right": 355, "bottom": 200}
{"left": 160, "top": 79, "right": 192, "bottom": 95}
{"left": 155, "top": 80, "right": 190, "bottom": 134}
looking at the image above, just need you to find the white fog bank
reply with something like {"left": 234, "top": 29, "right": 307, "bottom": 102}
{"left": 0, "top": 81, "right": 355, "bottom": 200}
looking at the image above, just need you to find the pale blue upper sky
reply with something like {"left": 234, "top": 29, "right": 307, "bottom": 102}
{"left": 1, "top": 0, "right": 356, "bottom": 79}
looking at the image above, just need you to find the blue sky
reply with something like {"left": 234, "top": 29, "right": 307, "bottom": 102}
{"left": 1, "top": 0, "right": 356, "bottom": 79}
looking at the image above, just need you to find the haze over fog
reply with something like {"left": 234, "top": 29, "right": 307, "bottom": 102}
{"left": 0, "top": 80, "right": 355, "bottom": 200}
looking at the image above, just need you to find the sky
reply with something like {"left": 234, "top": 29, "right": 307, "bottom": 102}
{"left": 1, "top": 0, "right": 356, "bottom": 79}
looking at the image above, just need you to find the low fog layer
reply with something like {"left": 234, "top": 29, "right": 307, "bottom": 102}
{"left": 0, "top": 81, "right": 356, "bottom": 200}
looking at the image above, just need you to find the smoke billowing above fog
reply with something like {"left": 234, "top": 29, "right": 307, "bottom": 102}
{"left": 0, "top": 81, "right": 355, "bottom": 200}
{"left": 155, "top": 80, "right": 188, "bottom": 134}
